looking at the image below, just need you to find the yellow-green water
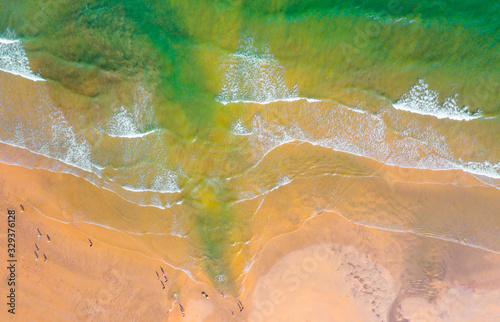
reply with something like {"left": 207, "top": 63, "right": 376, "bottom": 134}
{"left": 0, "top": 0, "right": 499, "bottom": 290}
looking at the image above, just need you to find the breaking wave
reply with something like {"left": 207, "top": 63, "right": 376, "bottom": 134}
{"left": 393, "top": 79, "right": 482, "bottom": 121}
{"left": 104, "top": 85, "right": 158, "bottom": 137}
{"left": 0, "top": 69, "right": 181, "bottom": 208}
{"left": 0, "top": 29, "right": 45, "bottom": 81}
{"left": 216, "top": 36, "right": 299, "bottom": 104}
{"left": 217, "top": 38, "right": 497, "bottom": 182}
{"left": 230, "top": 102, "right": 500, "bottom": 181}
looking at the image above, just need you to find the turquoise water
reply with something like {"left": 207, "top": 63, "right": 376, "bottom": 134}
{"left": 1, "top": 0, "right": 499, "bottom": 288}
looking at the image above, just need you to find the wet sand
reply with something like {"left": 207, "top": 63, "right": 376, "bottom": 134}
{"left": 242, "top": 210, "right": 500, "bottom": 322}
{"left": 0, "top": 162, "right": 235, "bottom": 321}
{"left": 1, "top": 11, "right": 500, "bottom": 320}
{"left": 1, "top": 146, "right": 500, "bottom": 321}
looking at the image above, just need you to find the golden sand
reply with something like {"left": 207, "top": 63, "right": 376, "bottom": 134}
{"left": 0, "top": 163, "right": 232, "bottom": 321}
{"left": 1, "top": 146, "right": 500, "bottom": 321}
{"left": 1, "top": 23, "right": 500, "bottom": 321}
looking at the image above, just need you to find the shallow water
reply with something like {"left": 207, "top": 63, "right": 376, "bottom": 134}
{"left": 1, "top": 0, "right": 499, "bottom": 292}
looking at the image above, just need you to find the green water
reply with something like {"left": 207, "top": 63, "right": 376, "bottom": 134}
{"left": 3, "top": 0, "right": 499, "bottom": 116}
{"left": 2, "top": 0, "right": 499, "bottom": 288}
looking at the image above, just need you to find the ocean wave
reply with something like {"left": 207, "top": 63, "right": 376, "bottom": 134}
{"left": 0, "top": 81, "right": 93, "bottom": 172}
{"left": 104, "top": 129, "right": 160, "bottom": 138}
{"left": 105, "top": 86, "right": 157, "bottom": 136}
{"left": 0, "top": 140, "right": 182, "bottom": 209}
{"left": 106, "top": 106, "right": 143, "bottom": 136}
{"left": 216, "top": 36, "right": 299, "bottom": 103}
{"left": 0, "top": 72, "right": 182, "bottom": 207}
{"left": 0, "top": 29, "right": 45, "bottom": 82}
{"left": 0, "top": 139, "right": 101, "bottom": 179}
{"left": 0, "top": 39, "right": 20, "bottom": 44}
{"left": 219, "top": 96, "right": 321, "bottom": 105}
{"left": 122, "top": 169, "right": 181, "bottom": 194}
{"left": 393, "top": 79, "right": 481, "bottom": 121}
{"left": 232, "top": 101, "right": 499, "bottom": 181}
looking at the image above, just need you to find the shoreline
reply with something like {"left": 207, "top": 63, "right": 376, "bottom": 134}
{"left": 240, "top": 205, "right": 500, "bottom": 322}
{"left": 1, "top": 147, "right": 499, "bottom": 320}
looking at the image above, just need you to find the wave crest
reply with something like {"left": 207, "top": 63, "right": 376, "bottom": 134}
{"left": 216, "top": 36, "right": 298, "bottom": 104}
{"left": 393, "top": 79, "right": 481, "bottom": 121}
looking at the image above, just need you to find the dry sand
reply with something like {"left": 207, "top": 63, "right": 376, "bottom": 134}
{"left": 0, "top": 162, "right": 236, "bottom": 321}
{"left": 1, "top": 143, "right": 500, "bottom": 321}
{"left": 242, "top": 211, "right": 500, "bottom": 322}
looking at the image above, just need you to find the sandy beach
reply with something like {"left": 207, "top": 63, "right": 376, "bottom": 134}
{"left": 242, "top": 210, "right": 500, "bottom": 322}
{"left": 1, "top": 1, "right": 500, "bottom": 320}
{"left": 0, "top": 162, "right": 235, "bottom": 321}
{"left": 1, "top": 149, "right": 500, "bottom": 321}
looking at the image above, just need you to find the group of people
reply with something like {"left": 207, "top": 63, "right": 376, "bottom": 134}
{"left": 26, "top": 202, "right": 247, "bottom": 319}
{"left": 35, "top": 228, "right": 50, "bottom": 262}
{"left": 178, "top": 289, "right": 245, "bottom": 317}
{"left": 156, "top": 266, "right": 169, "bottom": 289}
{"left": 153, "top": 264, "right": 247, "bottom": 318}
{"left": 30, "top": 200, "right": 94, "bottom": 263}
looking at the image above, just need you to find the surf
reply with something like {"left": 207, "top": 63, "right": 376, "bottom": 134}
{"left": 0, "top": 30, "right": 45, "bottom": 81}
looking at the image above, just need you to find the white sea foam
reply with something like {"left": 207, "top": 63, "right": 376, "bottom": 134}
{"left": 105, "top": 86, "right": 157, "bottom": 137}
{"left": 248, "top": 175, "right": 293, "bottom": 197}
{"left": 0, "top": 140, "right": 182, "bottom": 210}
{"left": 97, "top": 86, "right": 183, "bottom": 195}
{"left": 239, "top": 102, "right": 500, "bottom": 180}
{"left": 0, "top": 39, "right": 20, "bottom": 44}
{"left": 151, "top": 169, "right": 181, "bottom": 193}
{"left": 0, "top": 29, "right": 45, "bottom": 81}
{"left": 0, "top": 140, "right": 181, "bottom": 210}
{"left": 0, "top": 81, "right": 93, "bottom": 172}
{"left": 0, "top": 73, "right": 182, "bottom": 207}
{"left": 219, "top": 97, "right": 322, "bottom": 105}
{"left": 216, "top": 36, "right": 299, "bottom": 104}
{"left": 116, "top": 164, "right": 181, "bottom": 195}
{"left": 106, "top": 106, "right": 142, "bottom": 136}
{"left": 170, "top": 213, "right": 187, "bottom": 238}
{"left": 393, "top": 79, "right": 481, "bottom": 121}
{"left": 0, "top": 139, "right": 177, "bottom": 212}
{"left": 0, "top": 139, "right": 100, "bottom": 179}
{"left": 113, "top": 170, "right": 182, "bottom": 194}
{"left": 105, "top": 129, "right": 159, "bottom": 138}
{"left": 216, "top": 45, "right": 497, "bottom": 180}
{"left": 231, "top": 119, "right": 252, "bottom": 136}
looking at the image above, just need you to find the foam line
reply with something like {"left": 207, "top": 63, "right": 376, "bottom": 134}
{"left": 104, "top": 129, "right": 160, "bottom": 138}
{"left": 0, "top": 67, "right": 45, "bottom": 81}
{"left": 218, "top": 96, "right": 323, "bottom": 105}
{"left": 0, "top": 38, "right": 20, "bottom": 44}
{"left": 393, "top": 79, "right": 482, "bottom": 121}
{"left": 0, "top": 36, "right": 46, "bottom": 81}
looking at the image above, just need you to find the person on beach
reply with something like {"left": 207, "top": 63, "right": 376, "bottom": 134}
{"left": 46, "top": 234, "right": 51, "bottom": 242}
{"left": 179, "top": 304, "right": 185, "bottom": 317}
{"left": 43, "top": 253, "right": 47, "bottom": 262}
{"left": 161, "top": 281, "right": 165, "bottom": 289}
{"left": 237, "top": 300, "right": 244, "bottom": 312}
{"left": 89, "top": 238, "right": 93, "bottom": 247}
{"left": 156, "top": 271, "right": 160, "bottom": 280}
{"left": 201, "top": 291, "right": 209, "bottom": 299}
{"left": 20, "top": 204, "right": 24, "bottom": 212}
{"left": 35, "top": 251, "right": 38, "bottom": 260}
{"left": 35, "top": 243, "right": 39, "bottom": 253}
{"left": 160, "top": 266, "right": 166, "bottom": 277}
{"left": 37, "top": 228, "right": 42, "bottom": 237}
